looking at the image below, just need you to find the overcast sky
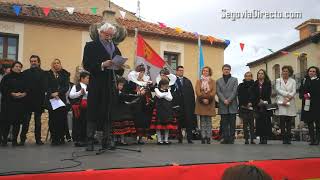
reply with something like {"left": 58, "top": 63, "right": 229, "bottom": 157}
{"left": 112, "top": 0, "right": 319, "bottom": 79}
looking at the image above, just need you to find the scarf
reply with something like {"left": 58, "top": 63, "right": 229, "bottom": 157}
{"left": 223, "top": 74, "right": 231, "bottom": 84}
{"left": 51, "top": 68, "right": 59, "bottom": 79}
{"left": 100, "top": 39, "right": 115, "bottom": 58}
{"left": 200, "top": 75, "right": 210, "bottom": 93}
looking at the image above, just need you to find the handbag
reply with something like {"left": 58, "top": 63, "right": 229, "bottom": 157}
{"left": 265, "top": 103, "right": 278, "bottom": 111}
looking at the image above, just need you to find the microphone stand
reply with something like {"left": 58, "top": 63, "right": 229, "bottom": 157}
{"left": 96, "top": 68, "right": 141, "bottom": 155}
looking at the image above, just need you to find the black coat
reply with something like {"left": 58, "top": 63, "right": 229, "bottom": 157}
{"left": 171, "top": 76, "right": 196, "bottom": 129}
{"left": 46, "top": 69, "right": 70, "bottom": 109}
{"left": 82, "top": 40, "right": 122, "bottom": 127}
{"left": 252, "top": 80, "right": 272, "bottom": 137}
{"left": 299, "top": 76, "right": 320, "bottom": 122}
{"left": 0, "top": 74, "right": 7, "bottom": 114}
{"left": 237, "top": 80, "right": 254, "bottom": 107}
{"left": 23, "top": 67, "right": 47, "bottom": 113}
{"left": 0, "top": 72, "right": 27, "bottom": 121}
{"left": 252, "top": 80, "right": 272, "bottom": 108}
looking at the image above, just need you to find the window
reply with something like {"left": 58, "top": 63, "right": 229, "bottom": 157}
{"left": 298, "top": 53, "right": 307, "bottom": 75}
{"left": 164, "top": 52, "right": 179, "bottom": 71}
{"left": 0, "top": 34, "right": 19, "bottom": 61}
{"left": 273, "top": 64, "right": 280, "bottom": 80}
{"left": 308, "top": 25, "right": 317, "bottom": 34}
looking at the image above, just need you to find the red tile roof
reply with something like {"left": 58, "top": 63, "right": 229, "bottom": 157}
{"left": 0, "top": 2, "right": 226, "bottom": 48}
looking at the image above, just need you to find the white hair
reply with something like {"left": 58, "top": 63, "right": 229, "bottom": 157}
{"left": 97, "top": 22, "right": 116, "bottom": 35}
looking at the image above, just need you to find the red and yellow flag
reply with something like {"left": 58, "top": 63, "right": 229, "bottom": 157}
{"left": 136, "top": 34, "right": 165, "bottom": 83}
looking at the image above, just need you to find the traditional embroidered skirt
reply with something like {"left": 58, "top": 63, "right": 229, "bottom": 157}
{"left": 149, "top": 107, "right": 178, "bottom": 130}
{"left": 112, "top": 119, "right": 137, "bottom": 136}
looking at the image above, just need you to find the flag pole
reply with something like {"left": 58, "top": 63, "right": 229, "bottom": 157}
{"left": 133, "top": 28, "right": 138, "bottom": 68}
{"left": 198, "top": 35, "right": 201, "bottom": 79}
{"left": 197, "top": 35, "right": 201, "bottom": 129}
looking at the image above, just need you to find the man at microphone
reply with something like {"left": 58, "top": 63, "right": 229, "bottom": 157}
{"left": 83, "top": 22, "right": 124, "bottom": 151}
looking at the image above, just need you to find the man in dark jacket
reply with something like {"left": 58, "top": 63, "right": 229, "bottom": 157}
{"left": 172, "top": 66, "right": 196, "bottom": 144}
{"left": 237, "top": 72, "right": 255, "bottom": 144}
{"left": 83, "top": 22, "right": 125, "bottom": 151}
{"left": 20, "top": 55, "right": 47, "bottom": 145}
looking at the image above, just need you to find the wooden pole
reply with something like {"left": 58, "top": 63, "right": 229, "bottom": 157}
{"left": 133, "top": 28, "right": 138, "bottom": 68}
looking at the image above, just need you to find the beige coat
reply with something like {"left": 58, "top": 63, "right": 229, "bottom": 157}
{"left": 195, "top": 79, "right": 216, "bottom": 116}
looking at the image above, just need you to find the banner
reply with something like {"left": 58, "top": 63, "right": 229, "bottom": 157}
{"left": 136, "top": 34, "right": 165, "bottom": 83}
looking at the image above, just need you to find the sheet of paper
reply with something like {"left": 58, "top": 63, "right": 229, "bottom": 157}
{"left": 107, "top": 55, "right": 128, "bottom": 70}
{"left": 50, "top": 98, "right": 66, "bottom": 110}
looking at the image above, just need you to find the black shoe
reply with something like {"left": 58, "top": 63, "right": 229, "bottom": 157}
{"left": 137, "top": 141, "right": 145, "bottom": 145}
{"left": 18, "top": 141, "right": 25, "bottom": 146}
{"left": 263, "top": 138, "right": 268, "bottom": 144}
{"left": 206, "top": 138, "right": 211, "bottom": 144}
{"left": 201, "top": 138, "right": 205, "bottom": 144}
{"left": 74, "top": 142, "right": 87, "bottom": 147}
{"left": 86, "top": 141, "right": 94, "bottom": 151}
{"left": 259, "top": 138, "right": 263, "bottom": 144}
{"left": 12, "top": 141, "right": 18, "bottom": 146}
{"left": 1, "top": 138, "right": 8, "bottom": 146}
{"left": 36, "top": 140, "right": 44, "bottom": 145}
{"left": 282, "top": 136, "right": 287, "bottom": 144}
{"left": 245, "top": 139, "right": 249, "bottom": 144}
{"left": 118, "top": 142, "right": 129, "bottom": 146}
{"left": 220, "top": 140, "right": 228, "bottom": 144}
{"left": 178, "top": 139, "right": 183, "bottom": 144}
{"left": 59, "top": 139, "right": 65, "bottom": 145}
{"left": 93, "top": 139, "right": 99, "bottom": 145}
{"left": 187, "top": 140, "right": 193, "bottom": 144}
{"left": 259, "top": 138, "right": 267, "bottom": 144}
{"left": 108, "top": 145, "right": 116, "bottom": 150}
{"left": 74, "top": 142, "right": 80, "bottom": 147}
{"left": 157, "top": 142, "right": 164, "bottom": 145}
{"left": 310, "top": 140, "right": 317, "bottom": 145}
{"left": 102, "top": 141, "right": 116, "bottom": 150}
{"left": 164, "top": 141, "right": 171, "bottom": 145}
{"left": 51, "top": 140, "right": 60, "bottom": 146}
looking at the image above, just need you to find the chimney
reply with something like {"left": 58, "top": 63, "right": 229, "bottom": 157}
{"left": 102, "top": 9, "right": 117, "bottom": 24}
{"left": 295, "top": 19, "right": 320, "bottom": 40}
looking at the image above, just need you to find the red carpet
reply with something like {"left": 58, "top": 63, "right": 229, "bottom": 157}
{"left": 1, "top": 158, "right": 320, "bottom": 180}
